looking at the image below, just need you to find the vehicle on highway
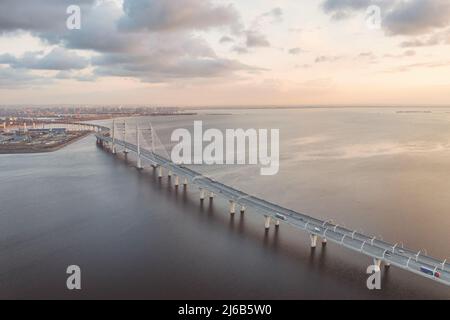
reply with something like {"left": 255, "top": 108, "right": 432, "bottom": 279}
{"left": 420, "top": 266, "right": 441, "bottom": 278}
{"left": 275, "top": 213, "right": 287, "bottom": 221}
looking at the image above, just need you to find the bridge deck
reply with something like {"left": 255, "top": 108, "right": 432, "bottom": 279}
{"left": 97, "top": 133, "right": 450, "bottom": 287}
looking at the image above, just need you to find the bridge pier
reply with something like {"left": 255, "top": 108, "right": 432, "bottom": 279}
{"left": 158, "top": 166, "right": 163, "bottom": 178}
{"left": 174, "top": 175, "right": 180, "bottom": 187}
{"left": 322, "top": 237, "right": 328, "bottom": 245}
{"left": 265, "top": 216, "right": 271, "bottom": 230}
{"left": 240, "top": 206, "right": 246, "bottom": 214}
{"left": 310, "top": 234, "right": 318, "bottom": 248}
{"left": 200, "top": 188, "right": 206, "bottom": 201}
{"left": 229, "top": 201, "right": 236, "bottom": 215}
{"left": 183, "top": 178, "right": 188, "bottom": 187}
{"left": 373, "top": 258, "right": 382, "bottom": 269}
{"left": 275, "top": 220, "right": 280, "bottom": 227}
{"left": 209, "top": 192, "right": 214, "bottom": 200}
{"left": 168, "top": 170, "right": 172, "bottom": 178}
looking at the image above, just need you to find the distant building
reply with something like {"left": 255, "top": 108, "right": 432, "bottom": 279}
{"left": 50, "top": 128, "right": 67, "bottom": 134}
{"left": 12, "top": 134, "right": 28, "bottom": 142}
{"left": 28, "top": 129, "right": 51, "bottom": 134}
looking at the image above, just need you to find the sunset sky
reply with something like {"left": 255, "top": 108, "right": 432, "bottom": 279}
{"left": 1, "top": 0, "right": 450, "bottom": 106}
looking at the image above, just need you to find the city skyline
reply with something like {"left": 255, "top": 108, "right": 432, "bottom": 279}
{"left": 1, "top": 0, "right": 450, "bottom": 107}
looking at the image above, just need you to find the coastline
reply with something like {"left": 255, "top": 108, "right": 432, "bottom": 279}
{"left": 0, "top": 131, "right": 92, "bottom": 155}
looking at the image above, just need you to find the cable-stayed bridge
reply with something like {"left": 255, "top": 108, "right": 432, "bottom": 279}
{"left": 91, "top": 121, "right": 450, "bottom": 288}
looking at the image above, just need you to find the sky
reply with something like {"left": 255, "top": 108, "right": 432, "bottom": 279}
{"left": 0, "top": 0, "right": 450, "bottom": 107}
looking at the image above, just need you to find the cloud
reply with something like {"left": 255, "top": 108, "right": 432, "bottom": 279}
{"left": 358, "top": 51, "right": 375, "bottom": 58}
{"left": 322, "top": 0, "right": 374, "bottom": 12}
{"left": 91, "top": 34, "right": 260, "bottom": 82}
{"left": 219, "top": 36, "right": 234, "bottom": 44}
{"left": 55, "top": 70, "right": 96, "bottom": 82}
{"left": 315, "top": 55, "right": 342, "bottom": 63}
{"left": 245, "top": 30, "right": 270, "bottom": 47}
{"left": 383, "top": 0, "right": 450, "bottom": 36}
{"left": 0, "top": 0, "right": 95, "bottom": 34}
{"left": 322, "top": 0, "right": 380, "bottom": 20}
{"left": 261, "top": 7, "right": 283, "bottom": 24}
{"left": 0, "top": 66, "right": 52, "bottom": 88}
{"left": 381, "top": 60, "right": 450, "bottom": 73}
{"left": 355, "top": 51, "right": 377, "bottom": 63}
{"left": 118, "top": 0, "right": 240, "bottom": 32}
{"left": 0, "top": 0, "right": 257, "bottom": 85}
{"left": 231, "top": 46, "right": 249, "bottom": 54}
{"left": 294, "top": 64, "right": 312, "bottom": 69}
{"left": 400, "top": 28, "right": 450, "bottom": 47}
{"left": 321, "top": 0, "right": 450, "bottom": 37}
{"left": 61, "top": 2, "right": 143, "bottom": 54}
{"left": 228, "top": 7, "right": 281, "bottom": 53}
{"left": 0, "top": 48, "right": 89, "bottom": 70}
{"left": 288, "top": 47, "right": 302, "bottom": 55}
{"left": 384, "top": 49, "right": 416, "bottom": 58}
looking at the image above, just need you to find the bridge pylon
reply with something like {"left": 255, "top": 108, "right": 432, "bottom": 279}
{"left": 136, "top": 124, "right": 142, "bottom": 169}
{"left": 111, "top": 119, "right": 117, "bottom": 155}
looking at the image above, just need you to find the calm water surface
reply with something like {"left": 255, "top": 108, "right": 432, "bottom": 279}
{"left": 1, "top": 108, "right": 450, "bottom": 299}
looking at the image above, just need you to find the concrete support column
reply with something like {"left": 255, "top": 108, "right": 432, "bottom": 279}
{"left": 265, "top": 216, "right": 271, "bottom": 230}
{"left": 183, "top": 178, "right": 188, "bottom": 186}
{"left": 137, "top": 157, "right": 142, "bottom": 169}
{"left": 174, "top": 175, "right": 180, "bottom": 187}
{"left": 385, "top": 261, "right": 391, "bottom": 268}
{"left": 310, "top": 234, "right": 318, "bottom": 248}
{"left": 168, "top": 170, "right": 172, "bottom": 178}
{"left": 275, "top": 220, "right": 280, "bottom": 227}
{"left": 200, "top": 188, "right": 206, "bottom": 201}
{"left": 209, "top": 192, "right": 214, "bottom": 199}
{"left": 322, "top": 237, "right": 328, "bottom": 245}
{"left": 240, "top": 206, "right": 246, "bottom": 214}
{"left": 373, "top": 258, "right": 382, "bottom": 269}
{"left": 158, "top": 166, "right": 163, "bottom": 178}
{"left": 229, "top": 201, "right": 236, "bottom": 215}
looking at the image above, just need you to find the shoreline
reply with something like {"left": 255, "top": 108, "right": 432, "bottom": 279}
{"left": 0, "top": 131, "right": 92, "bottom": 155}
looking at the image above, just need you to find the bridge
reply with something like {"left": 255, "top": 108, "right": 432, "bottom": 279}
{"left": 92, "top": 121, "right": 450, "bottom": 288}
